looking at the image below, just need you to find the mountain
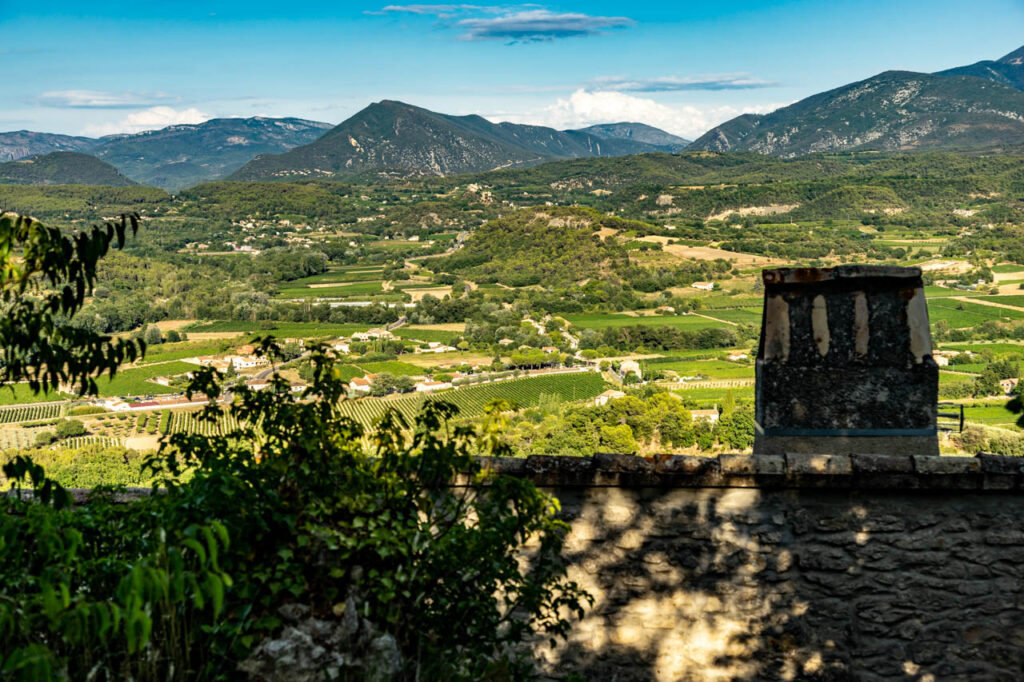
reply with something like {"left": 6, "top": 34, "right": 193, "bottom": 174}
{"left": 0, "top": 131, "right": 97, "bottom": 162}
{"left": 572, "top": 122, "right": 690, "bottom": 151}
{"left": 0, "top": 152, "right": 135, "bottom": 186}
{"left": 689, "top": 70, "right": 1024, "bottom": 156}
{"left": 230, "top": 100, "right": 661, "bottom": 181}
{"left": 91, "top": 117, "right": 333, "bottom": 190}
{"left": 937, "top": 46, "right": 1024, "bottom": 92}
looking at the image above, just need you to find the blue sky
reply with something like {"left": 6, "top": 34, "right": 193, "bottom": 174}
{"left": 2, "top": 1, "right": 1023, "bottom": 139}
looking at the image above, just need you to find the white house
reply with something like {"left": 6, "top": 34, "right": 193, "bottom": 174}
{"left": 691, "top": 407, "right": 720, "bottom": 424}
{"left": 415, "top": 379, "right": 452, "bottom": 392}
{"left": 726, "top": 353, "right": 749, "bottom": 362}
{"left": 619, "top": 360, "right": 643, "bottom": 380}
{"left": 691, "top": 282, "right": 714, "bottom": 291}
{"left": 350, "top": 376, "right": 373, "bottom": 394}
{"left": 594, "top": 389, "right": 626, "bottom": 407}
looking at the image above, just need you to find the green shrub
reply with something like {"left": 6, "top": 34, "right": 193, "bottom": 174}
{"left": 69, "top": 405, "right": 106, "bottom": 416}
{"left": 0, "top": 343, "right": 590, "bottom": 679}
{"left": 54, "top": 419, "right": 87, "bottom": 440}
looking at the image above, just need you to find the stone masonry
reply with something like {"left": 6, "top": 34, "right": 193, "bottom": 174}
{"left": 480, "top": 453, "right": 1024, "bottom": 681}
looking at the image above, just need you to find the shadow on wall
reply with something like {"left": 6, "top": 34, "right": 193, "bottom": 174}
{"left": 533, "top": 475, "right": 1024, "bottom": 681}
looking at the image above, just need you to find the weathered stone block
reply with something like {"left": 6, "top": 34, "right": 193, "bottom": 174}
{"left": 720, "top": 454, "right": 785, "bottom": 475}
{"left": 850, "top": 453, "right": 914, "bottom": 473}
{"left": 913, "top": 456, "right": 982, "bottom": 475}
{"left": 786, "top": 453, "right": 853, "bottom": 475}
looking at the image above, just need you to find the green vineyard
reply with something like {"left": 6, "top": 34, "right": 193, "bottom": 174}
{"left": 338, "top": 372, "right": 605, "bottom": 429}
{"left": 0, "top": 402, "right": 65, "bottom": 425}
{"left": 58, "top": 436, "right": 122, "bottom": 449}
{"left": 168, "top": 410, "right": 243, "bottom": 437}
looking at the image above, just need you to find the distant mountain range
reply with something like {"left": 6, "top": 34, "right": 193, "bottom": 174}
{"left": 230, "top": 100, "right": 666, "bottom": 181}
{"left": 4, "top": 44, "right": 1024, "bottom": 187}
{"left": 572, "top": 123, "right": 690, "bottom": 151}
{"left": 690, "top": 46, "right": 1024, "bottom": 156}
{"left": 0, "top": 117, "right": 332, "bottom": 190}
{"left": 0, "top": 152, "right": 135, "bottom": 186}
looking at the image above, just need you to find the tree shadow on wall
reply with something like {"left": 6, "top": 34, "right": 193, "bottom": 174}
{"left": 534, "top": 471, "right": 1014, "bottom": 682}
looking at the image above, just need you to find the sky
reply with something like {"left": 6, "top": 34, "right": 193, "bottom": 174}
{"left": 2, "top": 1, "right": 1023, "bottom": 140}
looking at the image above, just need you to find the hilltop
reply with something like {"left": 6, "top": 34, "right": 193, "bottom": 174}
{"left": 573, "top": 122, "right": 690, "bottom": 151}
{"left": 690, "top": 45, "right": 1024, "bottom": 157}
{"left": 230, "top": 100, "right": 662, "bottom": 181}
{"left": 92, "top": 117, "right": 333, "bottom": 190}
{"left": 0, "top": 152, "right": 135, "bottom": 186}
{"left": 0, "top": 131, "right": 97, "bottom": 162}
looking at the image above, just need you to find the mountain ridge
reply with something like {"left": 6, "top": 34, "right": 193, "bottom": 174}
{"left": 230, "top": 100, "right": 664, "bottom": 181}
{"left": 0, "top": 152, "right": 136, "bottom": 186}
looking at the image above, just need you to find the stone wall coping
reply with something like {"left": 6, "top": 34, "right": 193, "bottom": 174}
{"left": 473, "top": 453, "right": 1024, "bottom": 490}
{"left": 7, "top": 454, "right": 1024, "bottom": 501}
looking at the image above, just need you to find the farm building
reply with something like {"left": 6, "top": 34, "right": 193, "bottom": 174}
{"left": 594, "top": 389, "right": 626, "bottom": 407}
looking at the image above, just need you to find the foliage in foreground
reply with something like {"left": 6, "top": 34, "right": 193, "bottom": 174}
{"left": 0, "top": 342, "right": 589, "bottom": 680}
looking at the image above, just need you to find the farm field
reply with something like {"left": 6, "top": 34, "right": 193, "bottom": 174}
{"left": 962, "top": 403, "right": 1020, "bottom": 428}
{"left": 927, "top": 299, "right": 1024, "bottom": 327}
{"left": 356, "top": 361, "right": 425, "bottom": 377}
{"left": 277, "top": 281, "right": 385, "bottom": 299}
{"left": 139, "top": 340, "right": 236, "bottom": 364}
{"left": 0, "top": 385, "right": 63, "bottom": 406}
{"left": 289, "top": 269, "right": 385, "bottom": 286}
{"left": 988, "top": 296, "right": 1024, "bottom": 308}
{"left": 338, "top": 372, "right": 605, "bottom": 429}
{"left": 564, "top": 313, "right": 728, "bottom": 331}
{"left": 0, "top": 402, "right": 64, "bottom": 425}
{"left": 184, "top": 321, "right": 371, "bottom": 338}
{"left": 992, "top": 265, "right": 1024, "bottom": 274}
{"left": 699, "top": 308, "right": 761, "bottom": 324}
{"left": 95, "top": 361, "right": 197, "bottom": 397}
{"left": 394, "top": 327, "right": 463, "bottom": 344}
{"left": 942, "top": 342, "right": 1024, "bottom": 354}
{"left": 646, "top": 359, "right": 754, "bottom": 380}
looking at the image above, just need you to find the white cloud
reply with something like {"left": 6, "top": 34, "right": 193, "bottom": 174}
{"left": 589, "top": 73, "right": 778, "bottom": 92}
{"left": 493, "top": 90, "right": 787, "bottom": 140}
{"left": 83, "top": 106, "right": 210, "bottom": 136}
{"left": 38, "top": 90, "right": 175, "bottom": 109}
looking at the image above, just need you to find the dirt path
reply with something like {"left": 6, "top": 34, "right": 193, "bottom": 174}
{"left": 949, "top": 296, "right": 1024, "bottom": 312}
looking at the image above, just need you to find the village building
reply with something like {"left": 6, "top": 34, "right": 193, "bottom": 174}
{"left": 691, "top": 281, "right": 714, "bottom": 291}
{"left": 726, "top": 352, "right": 750, "bottom": 362}
{"left": 619, "top": 360, "right": 643, "bottom": 380}
{"left": 1000, "top": 377, "right": 1019, "bottom": 395}
{"left": 350, "top": 375, "right": 374, "bottom": 394}
{"left": 594, "top": 389, "right": 626, "bottom": 407}
{"left": 415, "top": 379, "right": 453, "bottom": 393}
{"left": 691, "top": 406, "right": 720, "bottom": 424}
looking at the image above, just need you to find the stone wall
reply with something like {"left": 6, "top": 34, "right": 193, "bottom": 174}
{"left": 483, "top": 453, "right": 1024, "bottom": 681}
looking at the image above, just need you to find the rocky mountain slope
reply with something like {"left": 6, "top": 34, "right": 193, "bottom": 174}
{"left": 938, "top": 45, "right": 1024, "bottom": 92}
{"left": 0, "top": 152, "right": 136, "bottom": 186}
{"left": 573, "top": 122, "right": 690, "bottom": 151}
{"left": 230, "top": 100, "right": 661, "bottom": 181}
{"left": 92, "top": 117, "right": 332, "bottom": 190}
{"left": 690, "top": 46, "right": 1024, "bottom": 157}
{"left": 0, "top": 131, "right": 97, "bottom": 162}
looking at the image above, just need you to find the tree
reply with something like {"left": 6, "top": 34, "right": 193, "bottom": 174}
{"left": 144, "top": 324, "right": 163, "bottom": 346}
{"left": 0, "top": 212, "right": 144, "bottom": 394}
{"left": 54, "top": 419, "right": 87, "bottom": 440}
{"left": 599, "top": 423, "right": 637, "bottom": 453}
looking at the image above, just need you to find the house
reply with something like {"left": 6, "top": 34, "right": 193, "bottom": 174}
{"left": 498, "top": 338, "right": 515, "bottom": 346}
{"left": 1000, "top": 378, "right": 1020, "bottom": 395}
{"left": 245, "top": 379, "right": 270, "bottom": 391}
{"left": 691, "top": 282, "right": 714, "bottom": 291}
{"left": 726, "top": 353, "right": 749, "bottom": 362}
{"left": 619, "top": 360, "right": 643, "bottom": 380}
{"left": 415, "top": 379, "right": 452, "bottom": 393}
{"left": 350, "top": 376, "right": 373, "bottom": 394}
{"left": 541, "top": 346, "right": 559, "bottom": 354}
{"left": 691, "top": 406, "right": 720, "bottom": 424}
{"left": 594, "top": 389, "right": 626, "bottom": 407}
{"left": 332, "top": 341, "right": 350, "bottom": 354}
{"left": 657, "top": 306, "right": 676, "bottom": 314}
{"left": 933, "top": 355, "right": 950, "bottom": 367}
{"left": 152, "top": 376, "right": 172, "bottom": 387}
{"left": 228, "top": 354, "right": 270, "bottom": 370}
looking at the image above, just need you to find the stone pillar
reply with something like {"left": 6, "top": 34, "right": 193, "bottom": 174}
{"left": 754, "top": 265, "right": 938, "bottom": 456}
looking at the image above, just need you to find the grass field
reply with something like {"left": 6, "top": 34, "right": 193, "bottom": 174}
{"left": 139, "top": 340, "right": 235, "bottom": 364}
{"left": 184, "top": 321, "right": 370, "bottom": 338}
{"left": 95, "top": 361, "right": 197, "bottom": 397}
{"left": 277, "top": 281, "right": 385, "bottom": 299}
{"left": 0, "top": 385, "right": 63, "bottom": 406}
{"left": 989, "top": 296, "right": 1024, "bottom": 308}
{"left": 672, "top": 387, "right": 754, "bottom": 406}
{"left": 356, "top": 361, "right": 425, "bottom": 377}
{"left": 942, "top": 342, "right": 1024, "bottom": 355}
{"left": 962, "top": 403, "right": 1020, "bottom": 428}
{"left": 993, "top": 264, "right": 1024, "bottom": 274}
{"left": 289, "top": 269, "right": 385, "bottom": 286}
{"left": 924, "top": 286, "right": 980, "bottom": 298}
{"left": 646, "top": 359, "right": 754, "bottom": 380}
{"left": 699, "top": 308, "right": 762, "bottom": 324}
{"left": 927, "top": 299, "right": 1024, "bottom": 328}
{"left": 564, "top": 313, "right": 728, "bottom": 331}
{"left": 393, "top": 328, "right": 463, "bottom": 344}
